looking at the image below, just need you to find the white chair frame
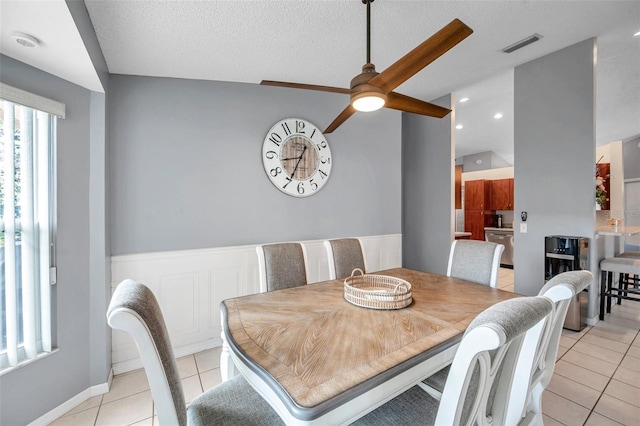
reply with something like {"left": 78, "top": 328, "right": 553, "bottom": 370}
{"left": 107, "top": 290, "right": 182, "bottom": 425}
{"left": 506, "top": 284, "right": 575, "bottom": 426}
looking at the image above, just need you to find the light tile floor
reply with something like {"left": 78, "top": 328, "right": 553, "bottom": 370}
{"left": 49, "top": 268, "right": 640, "bottom": 426}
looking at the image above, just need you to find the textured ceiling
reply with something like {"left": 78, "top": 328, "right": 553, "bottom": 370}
{"left": 2, "top": 1, "right": 639, "bottom": 165}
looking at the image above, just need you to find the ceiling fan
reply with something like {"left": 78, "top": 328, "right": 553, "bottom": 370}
{"left": 261, "top": 0, "right": 473, "bottom": 134}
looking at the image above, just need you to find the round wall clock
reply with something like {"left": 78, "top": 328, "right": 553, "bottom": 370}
{"left": 262, "top": 118, "right": 332, "bottom": 197}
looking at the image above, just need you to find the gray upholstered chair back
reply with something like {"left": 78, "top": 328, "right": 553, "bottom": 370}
{"left": 325, "top": 238, "right": 366, "bottom": 279}
{"left": 437, "top": 296, "right": 553, "bottom": 426}
{"left": 107, "top": 279, "right": 187, "bottom": 426}
{"left": 447, "top": 240, "right": 505, "bottom": 287}
{"left": 257, "top": 243, "right": 308, "bottom": 292}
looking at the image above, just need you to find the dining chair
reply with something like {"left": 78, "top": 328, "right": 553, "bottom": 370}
{"left": 256, "top": 242, "right": 309, "bottom": 292}
{"left": 505, "top": 270, "right": 593, "bottom": 426}
{"left": 446, "top": 239, "right": 505, "bottom": 287}
{"left": 323, "top": 238, "right": 366, "bottom": 279}
{"left": 107, "top": 279, "right": 284, "bottom": 426}
{"left": 419, "top": 239, "right": 506, "bottom": 399}
{"left": 350, "top": 296, "right": 553, "bottom": 426}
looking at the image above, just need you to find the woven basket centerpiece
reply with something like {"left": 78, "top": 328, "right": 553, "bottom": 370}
{"left": 344, "top": 269, "right": 413, "bottom": 310}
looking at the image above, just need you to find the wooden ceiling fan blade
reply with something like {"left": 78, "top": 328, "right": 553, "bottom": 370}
{"left": 260, "top": 80, "right": 350, "bottom": 95}
{"left": 370, "top": 19, "right": 473, "bottom": 93}
{"left": 385, "top": 92, "right": 451, "bottom": 118}
{"left": 324, "top": 105, "right": 356, "bottom": 133}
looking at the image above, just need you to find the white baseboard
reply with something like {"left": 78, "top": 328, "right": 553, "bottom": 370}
{"left": 91, "top": 368, "right": 113, "bottom": 396}
{"left": 28, "top": 368, "right": 113, "bottom": 426}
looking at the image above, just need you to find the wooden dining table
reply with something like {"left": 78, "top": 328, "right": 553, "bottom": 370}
{"left": 220, "top": 267, "right": 520, "bottom": 425}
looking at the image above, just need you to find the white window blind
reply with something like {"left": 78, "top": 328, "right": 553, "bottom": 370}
{"left": 1, "top": 94, "right": 57, "bottom": 372}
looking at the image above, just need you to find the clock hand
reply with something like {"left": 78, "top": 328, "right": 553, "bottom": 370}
{"left": 282, "top": 144, "right": 308, "bottom": 161}
{"left": 290, "top": 146, "right": 307, "bottom": 179}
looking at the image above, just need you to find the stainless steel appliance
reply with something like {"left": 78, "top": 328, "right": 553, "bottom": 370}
{"left": 544, "top": 236, "right": 590, "bottom": 331}
{"left": 485, "top": 228, "right": 514, "bottom": 267}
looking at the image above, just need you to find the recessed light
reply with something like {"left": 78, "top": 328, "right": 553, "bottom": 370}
{"left": 635, "top": 30, "right": 640, "bottom": 37}
{"left": 11, "top": 32, "right": 39, "bottom": 48}
{"left": 459, "top": 97, "right": 469, "bottom": 103}
{"left": 456, "top": 124, "right": 463, "bottom": 130}
{"left": 494, "top": 113, "right": 503, "bottom": 119}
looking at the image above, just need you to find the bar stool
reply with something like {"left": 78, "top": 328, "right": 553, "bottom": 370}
{"left": 616, "top": 252, "right": 640, "bottom": 302}
{"left": 599, "top": 256, "right": 640, "bottom": 320}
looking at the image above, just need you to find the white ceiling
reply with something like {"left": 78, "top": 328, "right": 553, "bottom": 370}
{"left": 2, "top": 1, "right": 639, "bottom": 165}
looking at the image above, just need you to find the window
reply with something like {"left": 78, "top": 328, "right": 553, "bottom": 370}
{"left": 0, "top": 83, "right": 62, "bottom": 372}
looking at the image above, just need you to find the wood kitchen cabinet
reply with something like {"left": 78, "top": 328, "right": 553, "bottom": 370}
{"left": 464, "top": 210, "right": 490, "bottom": 241}
{"left": 490, "top": 178, "right": 514, "bottom": 210}
{"left": 455, "top": 165, "right": 462, "bottom": 209}
{"left": 464, "top": 179, "right": 493, "bottom": 240}
{"left": 465, "top": 179, "right": 491, "bottom": 210}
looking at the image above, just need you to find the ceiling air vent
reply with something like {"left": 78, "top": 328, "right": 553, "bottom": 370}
{"left": 501, "top": 34, "right": 543, "bottom": 53}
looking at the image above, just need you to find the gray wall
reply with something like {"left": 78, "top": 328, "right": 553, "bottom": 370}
{"left": 0, "top": 6, "right": 110, "bottom": 424}
{"left": 623, "top": 137, "right": 640, "bottom": 180}
{"left": 401, "top": 95, "right": 454, "bottom": 274}
{"left": 109, "top": 75, "right": 402, "bottom": 254}
{"left": 513, "top": 39, "right": 596, "bottom": 296}
{"left": 65, "top": 0, "right": 113, "bottom": 389}
{"left": 0, "top": 54, "right": 100, "bottom": 425}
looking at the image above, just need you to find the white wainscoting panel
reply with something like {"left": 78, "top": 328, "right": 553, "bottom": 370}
{"left": 110, "top": 234, "right": 401, "bottom": 374}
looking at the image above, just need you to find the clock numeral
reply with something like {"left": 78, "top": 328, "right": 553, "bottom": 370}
{"left": 282, "top": 122, "right": 291, "bottom": 136}
{"left": 282, "top": 177, "right": 293, "bottom": 189}
{"left": 265, "top": 150, "right": 278, "bottom": 160}
{"left": 310, "top": 129, "right": 316, "bottom": 139}
{"left": 297, "top": 182, "right": 305, "bottom": 195}
{"left": 269, "top": 133, "right": 282, "bottom": 146}
{"left": 296, "top": 120, "right": 306, "bottom": 134}
{"left": 310, "top": 179, "right": 318, "bottom": 191}
{"left": 321, "top": 156, "right": 331, "bottom": 165}
{"left": 270, "top": 167, "right": 282, "bottom": 177}
{"left": 319, "top": 169, "right": 328, "bottom": 180}
{"left": 317, "top": 140, "right": 327, "bottom": 150}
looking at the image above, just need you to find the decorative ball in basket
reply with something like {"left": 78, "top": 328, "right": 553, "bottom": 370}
{"left": 343, "top": 268, "right": 413, "bottom": 310}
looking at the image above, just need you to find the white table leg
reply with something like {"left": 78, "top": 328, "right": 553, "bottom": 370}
{"left": 220, "top": 330, "right": 237, "bottom": 382}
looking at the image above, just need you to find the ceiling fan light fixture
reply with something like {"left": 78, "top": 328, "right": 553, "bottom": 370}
{"left": 350, "top": 73, "right": 387, "bottom": 112}
{"left": 352, "top": 92, "right": 386, "bottom": 112}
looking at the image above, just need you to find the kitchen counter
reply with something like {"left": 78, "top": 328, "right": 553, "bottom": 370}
{"left": 595, "top": 225, "right": 640, "bottom": 237}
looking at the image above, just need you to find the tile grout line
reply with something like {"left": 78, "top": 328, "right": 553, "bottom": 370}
{"left": 543, "top": 318, "right": 639, "bottom": 425}
{"left": 92, "top": 402, "right": 100, "bottom": 426}
{"left": 580, "top": 312, "right": 640, "bottom": 425}
{"left": 542, "top": 326, "right": 591, "bottom": 425}
{"left": 576, "top": 308, "right": 640, "bottom": 424}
